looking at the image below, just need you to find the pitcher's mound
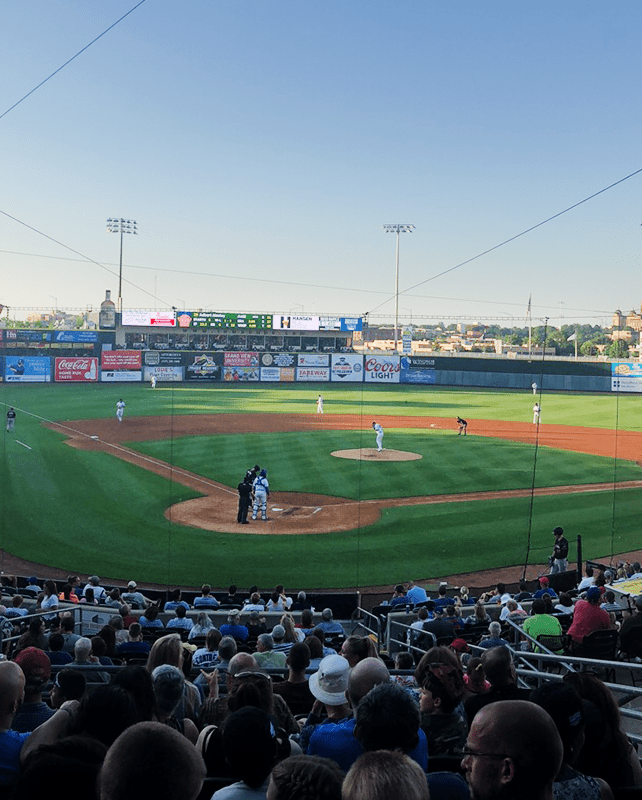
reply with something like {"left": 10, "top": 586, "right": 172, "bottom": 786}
{"left": 331, "top": 448, "right": 422, "bottom": 462}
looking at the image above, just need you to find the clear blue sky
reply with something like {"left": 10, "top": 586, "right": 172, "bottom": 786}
{"left": 2, "top": 1, "right": 641, "bottom": 327}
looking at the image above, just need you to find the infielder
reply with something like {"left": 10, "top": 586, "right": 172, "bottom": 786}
{"left": 372, "top": 421, "right": 384, "bottom": 452}
{"left": 456, "top": 416, "right": 467, "bottom": 436}
{"left": 316, "top": 394, "right": 324, "bottom": 414}
{"left": 116, "top": 398, "right": 126, "bottom": 423}
{"left": 533, "top": 402, "right": 541, "bottom": 425}
{"left": 251, "top": 468, "right": 270, "bottom": 521}
{"left": 150, "top": 375, "right": 157, "bottom": 389}
{"left": 6, "top": 408, "right": 16, "bottom": 433}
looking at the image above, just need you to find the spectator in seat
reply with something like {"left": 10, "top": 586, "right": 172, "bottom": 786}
{"left": 72, "top": 637, "right": 109, "bottom": 683}
{"left": 343, "top": 751, "right": 430, "bottom": 800}
{"left": 98, "top": 721, "right": 206, "bottom": 800}
{"left": 16, "top": 616, "right": 48, "bottom": 654}
{"left": 268, "top": 754, "right": 344, "bottom": 800}
{"left": 434, "top": 583, "right": 456, "bottom": 609}
{"left": 272, "top": 642, "right": 315, "bottom": 716}
{"left": 298, "top": 609, "right": 316, "bottom": 636}
{"left": 214, "top": 635, "right": 238, "bottom": 674}
{"left": 37, "top": 579, "right": 60, "bottom": 620}
{"left": 193, "top": 628, "right": 222, "bottom": 669}
{"left": 465, "top": 600, "right": 492, "bottom": 627}
{"left": 340, "top": 635, "right": 379, "bottom": 667}
{"left": 500, "top": 599, "right": 527, "bottom": 623}
{"left": 521, "top": 598, "right": 564, "bottom": 653}
{"left": 167, "top": 604, "right": 195, "bottom": 633}
{"left": 464, "top": 645, "right": 531, "bottom": 723}
{"left": 478, "top": 621, "right": 508, "bottom": 649}
{"left": 533, "top": 576, "right": 558, "bottom": 600}
{"left": 291, "top": 591, "right": 313, "bottom": 611}
{"left": 50, "top": 668, "right": 86, "bottom": 708}
{"left": 392, "top": 651, "right": 420, "bottom": 699}
{"left": 14, "top": 736, "right": 107, "bottom": 799}
{"left": 140, "top": 603, "right": 164, "bottom": 629}
{"left": 104, "top": 588, "right": 123, "bottom": 609}
{"left": 406, "top": 580, "right": 429, "bottom": 606}
{"left": 0, "top": 662, "right": 30, "bottom": 788}
{"left": 59, "top": 615, "right": 81, "bottom": 653}
{"left": 306, "top": 634, "right": 325, "bottom": 670}
{"left": 164, "top": 588, "right": 190, "bottom": 613}
{"left": 299, "top": 655, "right": 352, "bottom": 758}
{"left": 5, "top": 595, "right": 29, "bottom": 618}
{"left": 116, "top": 622, "right": 151, "bottom": 658}
{"left": 246, "top": 610, "right": 268, "bottom": 640}
{"left": 463, "top": 657, "right": 490, "bottom": 701}
{"left": 619, "top": 595, "right": 642, "bottom": 653}
{"left": 194, "top": 584, "right": 219, "bottom": 609}
{"left": 281, "top": 613, "right": 305, "bottom": 644}
{"left": 554, "top": 592, "right": 575, "bottom": 615}
{"left": 45, "top": 632, "right": 73, "bottom": 666}
{"left": 272, "top": 624, "right": 293, "bottom": 655}
{"left": 415, "top": 660, "right": 466, "bottom": 757}
{"left": 188, "top": 611, "right": 215, "bottom": 640}
{"left": 12, "top": 647, "right": 55, "bottom": 732}
{"left": 577, "top": 565, "right": 596, "bottom": 592}
{"left": 389, "top": 585, "right": 409, "bottom": 607}
{"left": 151, "top": 664, "right": 199, "bottom": 743}
{"left": 221, "top": 584, "right": 239, "bottom": 606}
{"left": 316, "top": 608, "right": 345, "bottom": 637}
{"left": 530, "top": 682, "right": 614, "bottom": 800}
{"left": 243, "top": 592, "right": 266, "bottom": 613}
{"left": 514, "top": 579, "right": 533, "bottom": 602}
{"left": 82, "top": 575, "right": 106, "bottom": 603}
{"left": 567, "top": 586, "right": 612, "bottom": 650}
{"left": 220, "top": 610, "right": 249, "bottom": 642}
{"left": 253, "top": 633, "right": 287, "bottom": 670}
{"left": 461, "top": 700, "right": 563, "bottom": 800}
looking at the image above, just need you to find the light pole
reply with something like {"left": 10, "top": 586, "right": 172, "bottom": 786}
{"left": 383, "top": 224, "right": 415, "bottom": 352}
{"left": 106, "top": 218, "right": 137, "bottom": 313}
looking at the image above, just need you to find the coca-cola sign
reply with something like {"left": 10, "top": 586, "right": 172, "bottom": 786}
{"left": 55, "top": 357, "right": 98, "bottom": 382}
{"left": 364, "top": 355, "right": 400, "bottom": 383}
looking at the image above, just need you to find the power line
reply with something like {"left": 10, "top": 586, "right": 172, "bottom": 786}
{"left": 0, "top": 209, "right": 170, "bottom": 308}
{"left": 0, "top": 248, "right": 616, "bottom": 317}
{"left": 367, "top": 165, "right": 642, "bottom": 315}
{"left": 0, "top": 0, "right": 148, "bottom": 122}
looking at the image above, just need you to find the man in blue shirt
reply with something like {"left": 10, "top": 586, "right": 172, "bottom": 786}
{"left": 0, "top": 662, "right": 30, "bottom": 788}
{"left": 406, "top": 581, "right": 428, "bottom": 605}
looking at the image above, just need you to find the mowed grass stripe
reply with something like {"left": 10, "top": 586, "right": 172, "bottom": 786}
{"left": 129, "top": 430, "right": 642, "bottom": 500}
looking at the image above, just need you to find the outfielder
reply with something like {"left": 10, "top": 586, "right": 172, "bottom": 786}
{"left": 372, "top": 421, "right": 384, "bottom": 452}
{"left": 116, "top": 398, "right": 126, "bottom": 423}
{"left": 6, "top": 408, "right": 16, "bottom": 433}
{"left": 316, "top": 394, "right": 324, "bottom": 414}
{"left": 251, "top": 468, "right": 270, "bottom": 521}
{"left": 533, "top": 402, "right": 541, "bottom": 425}
{"left": 150, "top": 375, "right": 157, "bottom": 389}
{"left": 532, "top": 381, "right": 538, "bottom": 395}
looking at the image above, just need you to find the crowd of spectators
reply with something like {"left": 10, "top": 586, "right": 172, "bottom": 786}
{"left": 0, "top": 566, "right": 641, "bottom": 800}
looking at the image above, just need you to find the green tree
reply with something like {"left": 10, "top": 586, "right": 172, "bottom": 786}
{"left": 606, "top": 339, "right": 630, "bottom": 359}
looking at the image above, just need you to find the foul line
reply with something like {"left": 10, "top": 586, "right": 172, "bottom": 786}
{"left": 15, "top": 440, "right": 31, "bottom": 450}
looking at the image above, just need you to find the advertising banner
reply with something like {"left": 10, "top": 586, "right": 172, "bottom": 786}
{"left": 5, "top": 356, "right": 51, "bottom": 382}
{"left": 185, "top": 353, "right": 223, "bottom": 381}
{"left": 364, "top": 355, "right": 400, "bottom": 383}
{"left": 273, "top": 315, "right": 320, "bottom": 331}
{"left": 53, "top": 331, "right": 99, "bottom": 343}
{"left": 101, "top": 350, "right": 142, "bottom": 369}
{"left": 400, "top": 355, "right": 436, "bottom": 385}
{"left": 281, "top": 367, "right": 296, "bottom": 382}
{"left": 224, "top": 352, "right": 259, "bottom": 367}
{"left": 223, "top": 366, "right": 259, "bottom": 381}
{"left": 298, "top": 354, "right": 329, "bottom": 367}
{"left": 612, "top": 362, "right": 642, "bottom": 377}
{"left": 330, "top": 354, "right": 363, "bottom": 382}
{"left": 296, "top": 367, "right": 330, "bottom": 382}
{"left": 611, "top": 377, "right": 642, "bottom": 393}
{"left": 121, "top": 310, "right": 176, "bottom": 327}
{"left": 3, "top": 330, "right": 51, "bottom": 342}
{"left": 55, "top": 357, "right": 98, "bottom": 382}
{"left": 260, "top": 367, "right": 281, "bottom": 382}
{"left": 143, "top": 351, "right": 184, "bottom": 367}
{"left": 261, "top": 353, "right": 295, "bottom": 367}
{"left": 101, "top": 371, "right": 142, "bottom": 382}
{"left": 144, "top": 366, "right": 184, "bottom": 382}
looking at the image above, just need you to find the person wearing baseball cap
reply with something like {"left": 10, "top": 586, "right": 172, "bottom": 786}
{"left": 12, "top": 648, "right": 54, "bottom": 732}
{"left": 121, "top": 581, "right": 152, "bottom": 610}
{"left": 550, "top": 526, "right": 569, "bottom": 574}
{"left": 567, "top": 584, "right": 613, "bottom": 650}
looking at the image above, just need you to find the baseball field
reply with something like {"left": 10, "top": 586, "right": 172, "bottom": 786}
{"left": 1, "top": 382, "right": 641, "bottom": 590}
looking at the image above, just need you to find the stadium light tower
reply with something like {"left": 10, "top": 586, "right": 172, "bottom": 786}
{"left": 383, "top": 224, "right": 415, "bottom": 352}
{"left": 106, "top": 218, "right": 138, "bottom": 313}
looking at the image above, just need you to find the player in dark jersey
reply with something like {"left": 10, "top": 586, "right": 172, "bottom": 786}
{"left": 456, "top": 417, "right": 467, "bottom": 436}
{"left": 6, "top": 408, "right": 16, "bottom": 433}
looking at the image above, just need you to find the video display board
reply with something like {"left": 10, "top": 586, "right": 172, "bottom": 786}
{"left": 180, "top": 312, "right": 273, "bottom": 329}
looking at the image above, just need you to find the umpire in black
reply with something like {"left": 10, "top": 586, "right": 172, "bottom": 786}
{"left": 237, "top": 476, "right": 253, "bottom": 524}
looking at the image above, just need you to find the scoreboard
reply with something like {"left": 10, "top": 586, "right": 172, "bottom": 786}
{"left": 188, "top": 312, "right": 273, "bottom": 329}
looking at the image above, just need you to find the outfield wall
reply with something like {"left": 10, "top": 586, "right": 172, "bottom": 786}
{"left": 0, "top": 351, "right": 637, "bottom": 392}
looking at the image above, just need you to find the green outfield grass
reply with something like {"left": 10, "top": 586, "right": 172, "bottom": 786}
{"left": 130, "top": 430, "right": 642, "bottom": 500}
{"left": 0, "top": 382, "right": 639, "bottom": 588}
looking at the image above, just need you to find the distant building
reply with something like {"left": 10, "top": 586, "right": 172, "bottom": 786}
{"left": 611, "top": 309, "right": 625, "bottom": 329}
